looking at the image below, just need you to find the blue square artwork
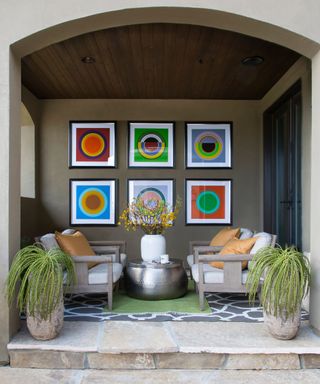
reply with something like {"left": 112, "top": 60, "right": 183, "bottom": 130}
{"left": 75, "top": 184, "right": 111, "bottom": 220}
{"left": 191, "top": 128, "right": 226, "bottom": 163}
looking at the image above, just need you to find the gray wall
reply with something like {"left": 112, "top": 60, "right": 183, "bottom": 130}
{"left": 35, "top": 99, "right": 261, "bottom": 260}
{"left": 21, "top": 87, "right": 42, "bottom": 243}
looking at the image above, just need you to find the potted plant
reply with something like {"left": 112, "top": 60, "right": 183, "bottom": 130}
{"left": 6, "top": 244, "right": 75, "bottom": 340}
{"left": 119, "top": 197, "right": 181, "bottom": 262}
{"left": 246, "top": 246, "right": 311, "bottom": 340}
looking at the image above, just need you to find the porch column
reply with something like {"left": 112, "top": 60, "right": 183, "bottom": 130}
{"left": 0, "top": 47, "right": 21, "bottom": 363}
{"left": 310, "top": 49, "right": 320, "bottom": 334}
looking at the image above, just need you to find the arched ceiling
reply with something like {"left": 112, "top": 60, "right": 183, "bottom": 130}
{"left": 22, "top": 23, "right": 300, "bottom": 100}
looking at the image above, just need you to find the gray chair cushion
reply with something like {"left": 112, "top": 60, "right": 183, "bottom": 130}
{"left": 239, "top": 228, "right": 254, "bottom": 240}
{"left": 40, "top": 233, "right": 59, "bottom": 251}
{"left": 191, "top": 263, "right": 249, "bottom": 284}
{"left": 250, "top": 232, "right": 272, "bottom": 254}
{"left": 119, "top": 253, "right": 127, "bottom": 266}
{"left": 62, "top": 228, "right": 77, "bottom": 235}
{"left": 248, "top": 232, "right": 273, "bottom": 269}
{"left": 187, "top": 254, "right": 194, "bottom": 267}
{"left": 88, "top": 262, "right": 122, "bottom": 284}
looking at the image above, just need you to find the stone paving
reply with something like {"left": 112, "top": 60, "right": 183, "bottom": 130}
{"left": 7, "top": 321, "right": 320, "bottom": 370}
{"left": 1, "top": 367, "right": 320, "bottom": 384}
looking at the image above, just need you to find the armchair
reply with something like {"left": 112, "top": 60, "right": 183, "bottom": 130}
{"left": 191, "top": 233, "right": 277, "bottom": 310}
{"left": 186, "top": 228, "right": 253, "bottom": 269}
{"left": 36, "top": 232, "right": 126, "bottom": 310}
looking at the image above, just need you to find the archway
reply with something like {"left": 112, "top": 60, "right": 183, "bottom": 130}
{"left": 1, "top": 3, "right": 320, "bottom": 363}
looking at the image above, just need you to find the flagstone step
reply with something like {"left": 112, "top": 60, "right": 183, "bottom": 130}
{"left": 7, "top": 321, "right": 320, "bottom": 370}
{"left": 2, "top": 367, "right": 320, "bottom": 384}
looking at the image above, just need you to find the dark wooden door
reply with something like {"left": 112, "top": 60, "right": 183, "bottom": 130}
{"left": 264, "top": 81, "right": 302, "bottom": 248}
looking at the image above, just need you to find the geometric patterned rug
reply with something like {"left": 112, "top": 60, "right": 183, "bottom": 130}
{"left": 64, "top": 292, "right": 309, "bottom": 322}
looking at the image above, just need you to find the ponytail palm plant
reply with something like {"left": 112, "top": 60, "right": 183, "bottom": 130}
{"left": 6, "top": 245, "right": 76, "bottom": 320}
{"left": 246, "top": 246, "right": 311, "bottom": 319}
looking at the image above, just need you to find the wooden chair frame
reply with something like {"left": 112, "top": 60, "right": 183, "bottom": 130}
{"left": 193, "top": 235, "right": 277, "bottom": 310}
{"left": 66, "top": 243, "right": 125, "bottom": 311}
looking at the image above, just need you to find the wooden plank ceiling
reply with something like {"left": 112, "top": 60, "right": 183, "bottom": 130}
{"left": 22, "top": 23, "right": 300, "bottom": 99}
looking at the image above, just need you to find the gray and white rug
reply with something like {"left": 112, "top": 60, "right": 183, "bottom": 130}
{"left": 63, "top": 292, "right": 309, "bottom": 322}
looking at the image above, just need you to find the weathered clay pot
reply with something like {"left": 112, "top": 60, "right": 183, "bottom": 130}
{"left": 27, "top": 298, "right": 64, "bottom": 340}
{"left": 263, "top": 308, "right": 301, "bottom": 340}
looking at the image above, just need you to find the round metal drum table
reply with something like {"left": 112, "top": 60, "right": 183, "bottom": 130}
{"left": 124, "top": 259, "right": 188, "bottom": 300}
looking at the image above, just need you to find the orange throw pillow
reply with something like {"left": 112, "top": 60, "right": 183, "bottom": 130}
{"left": 210, "top": 237, "right": 257, "bottom": 270}
{"left": 210, "top": 227, "right": 241, "bottom": 247}
{"left": 55, "top": 230, "right": 97, "bottom": 268}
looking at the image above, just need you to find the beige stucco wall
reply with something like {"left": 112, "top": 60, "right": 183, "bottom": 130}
{"left": 36, "top": 99, "right": 260, "bottom": 260}
{"left": 1, "top": 1, "right": 320, "bottom": 362}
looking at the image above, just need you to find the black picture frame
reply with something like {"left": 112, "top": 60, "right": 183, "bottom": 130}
{"left": 127, "top": 178, "right": 176, "bottom": 208}
{"left": 128, "top": 121, "right": 175, "bottom": 168}
{"left": 69, "top": 178, "right": 118, "bottom": 226}
{"left": 68, "top": 121, "right": 117, "bottom": 168}
{"left": 185, "top": 121, "right": 233, "bottom": 169}
{"left": 185, "top": 178, "right": 232, "bottom": 225}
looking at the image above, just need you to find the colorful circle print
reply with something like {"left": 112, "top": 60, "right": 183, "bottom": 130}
{"left": 137, "top": 133, "right": 165, "bottom": 159}
{"left": 79, "top": 188, "right": 108, "bottom": 217}
{"left": 196, "top": 190, "right": 220, "bottom": 214}
{"left": 80, "top": 131, "right": 107, "bottom": 159}
{"left": 137, "top": 187, "right": 165, "bottom": 209}
{"left": 194, "top": 132, "right": 223, "bottom": 160}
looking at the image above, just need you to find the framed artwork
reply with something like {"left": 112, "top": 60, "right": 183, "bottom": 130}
{"left": 70, "top": 179, "right": 117, "bottom": 226}
{"left": 69, "top": 121, "right": 116, "bottom": 168}
{"left": 185, "top": 179, "right": 232, "bottom": 225}
{"left": 186, "top": 122, "right": 232, "bottom": 168}
{"left": 128, "top": 122, "right": 174, "bottom": 168}
{"left": 128, "top": 179, "right": 174, "bottom": 209}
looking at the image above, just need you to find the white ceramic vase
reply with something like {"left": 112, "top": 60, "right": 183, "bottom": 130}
{"left": 141, "top": 234, "right": 166, "bottom": 263}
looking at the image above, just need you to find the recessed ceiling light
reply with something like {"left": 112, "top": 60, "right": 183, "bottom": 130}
{"left": 241, "top": 56, "right": 264, "bottom": 66}
{"left": 81, "top": 56, "right": 96, "bottom": 64}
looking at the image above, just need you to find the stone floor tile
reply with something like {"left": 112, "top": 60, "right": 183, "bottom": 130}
{"left": 87, "top": 352, "right": 155, "bottom": 369}
{"left": 0, "top": 367, "right": 82, "bottom": 384}
{"left": 154, "top": 352, "right": 226, "bottom": 369}
{"left": 168, "top": 321, "right": 320, "bottom": 353}
{"left": 81, "top": 369, "right": 320, "bottom": 384}
{"left": 7, "top": 322, "right": 100, "bottom": 352}
{"left": 225, "top": 353, "right": 300, "bottom": 370}
{"left": 301, "top": 354, "right": 320, "bottom": 368}
{"left": 9, "top": 350, "right": 85, "bottom": 369}
{"left": 98, "top": 322, "right": 178, "bottom": 353}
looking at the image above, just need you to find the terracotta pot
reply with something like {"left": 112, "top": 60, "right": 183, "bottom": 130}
{"left": 263, "top": 307, "right": 301, "bottom": 340}
{"left": 26, "top": 297, "right": 64, "bottom": 340}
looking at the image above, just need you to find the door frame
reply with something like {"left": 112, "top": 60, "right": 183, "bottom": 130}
{"left": 263, "top": 80, "right": 302, "bottom": 245}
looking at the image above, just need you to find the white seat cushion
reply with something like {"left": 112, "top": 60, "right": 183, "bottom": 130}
{"left": 187, "top": 254, "right": 195, "bottom": 267}
{"left": 192, "top": 263, "right": 248, "bottom": 284}
{"left": 88, "top": 263, "right": 123, "bottom": 284}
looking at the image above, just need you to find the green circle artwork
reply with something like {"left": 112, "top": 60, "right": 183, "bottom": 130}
{"left": 134, "top": 128, "right": 169, "bottom": 163}
{"left": 196, "top": 190, "right": 220, "bottom": 214}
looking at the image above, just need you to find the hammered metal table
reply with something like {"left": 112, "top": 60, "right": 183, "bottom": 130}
{"left": 124, "top": 259, "right": 188, "bottom": 300}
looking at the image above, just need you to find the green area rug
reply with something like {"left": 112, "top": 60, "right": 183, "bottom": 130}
{"left": 110, "top": 282, "right": 211, "bottom": 314}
